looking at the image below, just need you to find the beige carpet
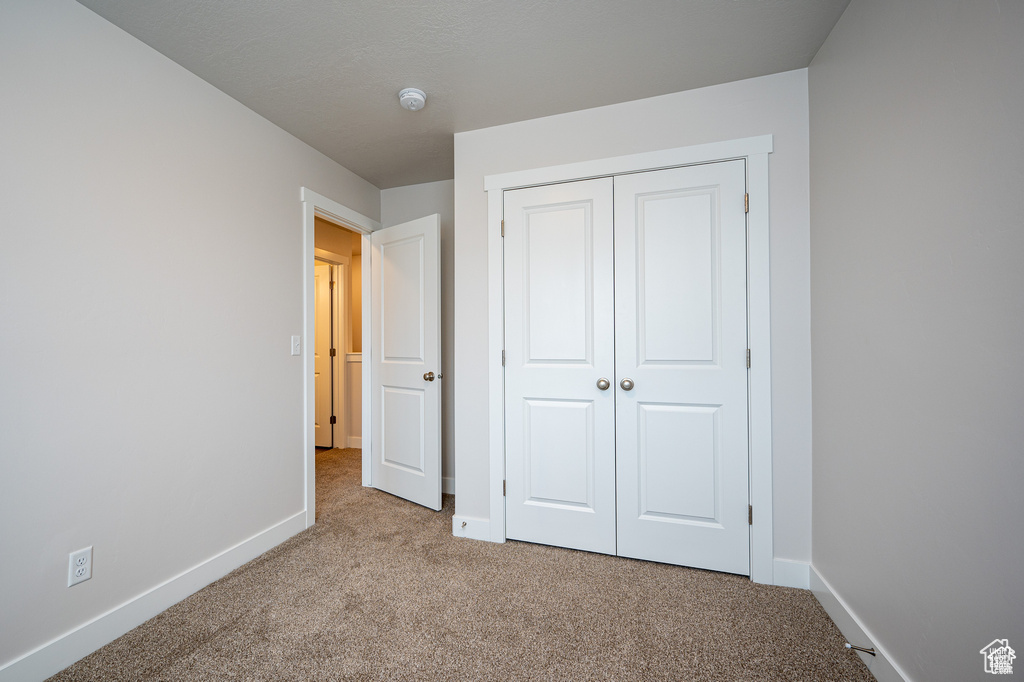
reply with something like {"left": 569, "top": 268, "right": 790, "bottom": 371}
{"left": 51, "top": 448, "right": 873, "bottom": 681}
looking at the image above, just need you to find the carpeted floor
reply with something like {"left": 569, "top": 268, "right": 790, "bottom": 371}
{"left": 50, "top": 448, "right": 873, "bottom": 681}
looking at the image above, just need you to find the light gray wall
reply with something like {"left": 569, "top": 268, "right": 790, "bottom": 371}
{"left": 809, "top": 1, "right": 1024, "bottom": 679}
{"left": 381, "top": 180, "right": 456, "bottom": 490}
{"left": 453, "top": 69, "right": 813, "bottom": 563}
{"left": 0, "top": 0, "right": 379, "bottom": 671}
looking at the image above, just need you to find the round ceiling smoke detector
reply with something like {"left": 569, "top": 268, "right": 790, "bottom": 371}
{"left": 398, "top": 88, "right": 426, "bottom": 112}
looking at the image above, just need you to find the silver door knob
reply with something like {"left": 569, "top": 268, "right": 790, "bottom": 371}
{"left": 423, "top": 372, "right": 435, "bottom": 382}
{"left": 596, "top": 377, "right": 610, "bottom": 390}
{"left": 620, "top": 377, "right": 634, "bottom": 391}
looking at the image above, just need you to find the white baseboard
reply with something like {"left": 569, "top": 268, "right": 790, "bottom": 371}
{"left": 810, "top": 565, "right": 910, "bottom": 682}
{"left": 0, "top": 512, "right": 307, "bottom": 682}
{"left": 773, "top": 558, "right": 810, "bottom": 589}
{"left": 442, "top": 476, "right": 455, "bottom": 495}
{"left": 347, "top": 436, "right": 361, "bottom": 448}
{"left": 451, "top": 515, "right": 491, "bottom": 542}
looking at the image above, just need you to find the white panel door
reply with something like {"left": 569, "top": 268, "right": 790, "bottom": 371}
{"left": 614, "top": 161, "right": 749, "bottom": 574}
{"left": 314, "top": 262, "right": 333, "bottom": 448}
{"left": 503, "top": 178, "right": 617, "bottom": 554}
{"left": 370, "top": 214, "right": 442, "bottom": 510}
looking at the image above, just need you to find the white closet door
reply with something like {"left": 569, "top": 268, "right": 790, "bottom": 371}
{"left": 503, "top": 178, "right": 617, "bottom": 554}
{"left": 614, "top": 161, "right": 750, "bottom": 575}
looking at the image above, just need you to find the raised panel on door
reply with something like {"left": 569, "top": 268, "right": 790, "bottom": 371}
{"left": 381, "top": 386, "right": 425, "bottom": 473}
{"left": 371, "top": 214, "right": 441, "bottom": 510}
{"left": 638, "top": 192, "right": 716, "bottom": 364}
{"left": 525, "top": 207, "right": 591, "bottom": 363}
{"left": 381, "top": 236, "right": 425, "bottom": 362}
{"left": 523, "top": 399, "right": 594, "bottom": 507}
{"left": 614, "top": 161, "right": 750, "bottom": 575}
{"left": 638, "top": 403, "right": 719, "bottom": 522}
{"left": 504, "top": 178, "right": 616, "bottom": 555}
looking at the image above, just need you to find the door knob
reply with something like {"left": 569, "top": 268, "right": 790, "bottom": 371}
{"left": 423, "top": 371, "right": 435, "bottom": 382}
{"left": 596, "top": 377, "right": 610, "bottom": 390}
{"left": 620, "top": 377, "right": 634, "bottom": 391}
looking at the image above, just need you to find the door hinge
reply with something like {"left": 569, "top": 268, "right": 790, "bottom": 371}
{"left": 748, "top": 505, "right": 753, "bottom": 525}
{"left": 330, "top": 415, "right": 336, "bottom": 425}
{"left": 744, "top": 193, "right": 749, "bottom": 213}
{"left": 501, "top": 219, "right": 505, "bottom": 237}
{"left": 330, "top": 348, "right": 336, "bottom": 357}
{"left": 503, "top": 480, "right": 507, "bottom": 497}
{"left": 502, "top": 350, "right": 505, "bottom": 366}
{"left": 746, "top": 349, "right": 751, "bottom": 368}
{"left": 329, "top": 279, "right": 335, "bottom": 289}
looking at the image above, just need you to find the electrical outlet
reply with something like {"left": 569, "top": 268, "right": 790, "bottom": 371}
{"left": 68, "top": 546, "right": 92, "bottom": 587}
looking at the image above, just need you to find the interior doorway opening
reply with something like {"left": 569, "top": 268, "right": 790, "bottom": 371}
{"left": 314, "top": 216, "right": 363, "bottom": 452}
{"left": 301, "top": 186, "right": 442, "bottom": 524}
{"left": 301, "top": 187, "right": 379, "bottom": 529}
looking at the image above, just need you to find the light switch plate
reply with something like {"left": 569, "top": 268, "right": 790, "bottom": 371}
{"left": 291, "top": 335, "right": 301, "bottom": 356}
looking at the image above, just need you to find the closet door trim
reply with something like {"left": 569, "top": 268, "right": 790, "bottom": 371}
{"left": 484, "top": 135, "right": 775, "bottom": 585}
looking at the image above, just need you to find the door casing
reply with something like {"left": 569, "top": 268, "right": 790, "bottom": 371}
{"left": 483, "top": 135, "right": 776, "bottom": 584}
{"left": 301, "top": 188, "right": 378, "bottom": 529}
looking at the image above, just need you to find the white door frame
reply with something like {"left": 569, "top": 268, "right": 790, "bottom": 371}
{"left": 483, "top": 135, "right": 776, "bottom": 584}
{"left": 301, "top": 187, "right": 380, "bottom": 529}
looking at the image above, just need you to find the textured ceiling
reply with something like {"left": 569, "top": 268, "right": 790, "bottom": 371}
{"left": 77, "top": 0, "right": 849, "bottom": 188}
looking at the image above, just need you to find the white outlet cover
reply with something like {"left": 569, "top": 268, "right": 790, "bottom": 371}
{"left": 68, "top": 546, "right": 92, "bottom": 587}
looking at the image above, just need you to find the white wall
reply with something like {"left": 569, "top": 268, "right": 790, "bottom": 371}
{"left": 809, "top": 1, "right": 1024, "bottom": 680}
{"left": 453, "top": 70, "right": 813, "bottom": 563}
{"left": 0, "top": 0, "right": 379, "bottom": 676}
{"left": 381, "top": 180, "right": 456, "bottom": 493}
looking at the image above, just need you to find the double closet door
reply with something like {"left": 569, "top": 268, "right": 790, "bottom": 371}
{"left": 503, "top": 160, "right": 750, "bottom": 575}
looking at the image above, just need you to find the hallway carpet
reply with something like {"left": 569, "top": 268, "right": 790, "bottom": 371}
{"left": 51, "top": 448, "right": 873, "bottom": 681}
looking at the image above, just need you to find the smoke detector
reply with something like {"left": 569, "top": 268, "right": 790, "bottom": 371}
{"left": 398, "top": 88, "right": 426, "bottom": 111}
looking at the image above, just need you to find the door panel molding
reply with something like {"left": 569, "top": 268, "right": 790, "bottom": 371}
{"left": 636, "top": 402, "right": 721, "bottom": 524}
{"left": 635, "top": 188, "right": 718, "bottom": 366}
{"left": 484, "top": 136, "right": 777, "bottom": 584}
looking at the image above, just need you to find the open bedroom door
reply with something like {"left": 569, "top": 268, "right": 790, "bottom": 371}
{"left": 369, "top": 214, "right": 442, "bottom": 510}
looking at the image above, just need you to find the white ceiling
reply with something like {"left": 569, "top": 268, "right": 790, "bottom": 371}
{"left": 77, "top": 0, "right": 849, "bottom": 189}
